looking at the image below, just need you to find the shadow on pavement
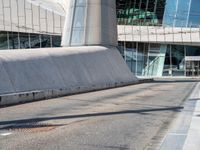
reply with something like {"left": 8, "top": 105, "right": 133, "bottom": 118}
{"left": 152, "top": 80, "right": 199, "bottom": 83}
{"left": 189, "top": 98, "right": 200, "bottom": 101}
{"left": 0, "top": 106, "right": 183, "bottom": 130}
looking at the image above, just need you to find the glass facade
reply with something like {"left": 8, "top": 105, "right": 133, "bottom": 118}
{"left": 116, "top": 0, "right": 166, "bottom": 26}
{"left": 0, "top": 32, "right": 8, "bottom": 49}
{"left": 70, "top": 0, "right": 87, "bottom": 46}
{"left": 189, "top": 0, "right": 200, "bottom": 27}
{"left": 163, "top": 45, "right": 185, "bottom": 76}
{"left": 118, "top": 42, "right": 164, "bottom": 76}
{"left": 116, "top": 0, "right": 200, "bottom": 27}
{"left": 119, "top": 41, "right": 200, "bottom": 77}
{"left": 118, "top": 0, "right": 200, "bottom": 77}
{"left": 0, "top": 31, "right": 61, "bottom": 50}
{"left": 186, "top": 60, "right": 200, "bottom": 76}
{"left": 163, "top": 0, "right": 200, "bottom": 27}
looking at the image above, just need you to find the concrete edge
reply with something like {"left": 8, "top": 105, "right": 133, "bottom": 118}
{"left": 0, "top": 79, "right": 153, "bottom": 108}
{"left": 144, "top": 82, "right": 198, "bottom": 150}
{"left": 155, "top": 82, "right": 199, "bottom": 150}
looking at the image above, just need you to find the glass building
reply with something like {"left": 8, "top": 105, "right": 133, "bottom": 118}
{"left": 116, "top": 0, "right": 200, "bottom": 77}
{"left": 0, "top": 0, "right": 200, "bottom": 77}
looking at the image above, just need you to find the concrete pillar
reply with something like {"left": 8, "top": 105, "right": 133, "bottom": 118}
{"left": 61, "top": 0, "right": 118, "bottom": 47}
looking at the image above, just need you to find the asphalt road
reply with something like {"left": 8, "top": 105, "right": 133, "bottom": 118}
{"left": 0, "top": 79, "right": 198, "bottom": 150}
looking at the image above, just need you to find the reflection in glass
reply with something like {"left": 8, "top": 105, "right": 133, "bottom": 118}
{"left": 52, "top": 36, "right": 61, "bottom": 47}
{"left": 8, "top": 32, "right": 20, "bottom": 49}
{"left": 30, "top": 34, "right": 40, "bottom": 48}
{"left": 0, "top": 31, "right": 8, "bottom": 50}
{"left": 20, "top": 33, "right": 30, "bottom": 48}
{"left": 116, "top": 0, "right": 166, "bottom": 26}
{"left": 189, "top": 0, "right": 200, "bottom": 27}
{"left": 0, "top": 31, "right": 61, "bottom": 50}
{"left": 71, "top": 0, "right": 86, "bottom": 45}
{"left": 41, "top": 34, "right": 51, "bottom": 48}
{"left": 71, "top": 29, "right": 84, "bottom": 45}
{"left": 171, "top": 45, "right": 185, "bottom": 76}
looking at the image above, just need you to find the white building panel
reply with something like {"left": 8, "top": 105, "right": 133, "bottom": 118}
{"left": 0, "top": 0, "right": 65, "bottom": 35}
{"left": 47, "top": 11, "right": 53, "bottom": 33}
{"left": 4, "top": 7, "right": 12, "bottom": 31}
{"left": 18, "top": 0, "right": 25, "bottom": 17}
{"left": 156, "top": 27, "right": 165, "bottom": 42}
{"left": 182, "top": 28, "right": 192, "bottom": 43}
{"left": 3, "top": 0, "right": 9, "bottom": 7}
{"left": 0, "top": 0, "right": 3, "bottom": 30}
{"left": 118, "top": 25, "right": 200, "bottom": 46}
{"left": 40, "top": 9, "right": 47, "bottom": 33}
{"left": 10, "top": 0, "right": 18, "bottom": 25}
{"left": 191, "top": 28, "right": 200, "bottom": 43}
{"left": 25, "top": 8, "right": 33, "bottom": 32}
{"left": 32, "top": 5, "right": 40, "bottom": 31}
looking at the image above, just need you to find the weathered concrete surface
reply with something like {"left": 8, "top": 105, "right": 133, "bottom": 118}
{"left": 0, "top": 46, "right": 137, "bottom": 106}
{"left": 0, "top": 79, "right": 197, "bottom": 150}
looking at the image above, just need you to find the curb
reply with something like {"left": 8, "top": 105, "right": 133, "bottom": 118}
{"left": 0, "top": 79, "right": 153, "bottom": 107}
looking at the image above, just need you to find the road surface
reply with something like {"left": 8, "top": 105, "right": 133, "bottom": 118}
{"left": 0, "top": 79, "right": 198, "bottom": 150}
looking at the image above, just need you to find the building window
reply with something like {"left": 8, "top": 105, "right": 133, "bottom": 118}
{"left": 0, "top": 31, "right": 8, "bottom": 50}
{"left": 9, "top": 32, "right": 20, "bottom": 49}
{"left": 0, "top": 31, "right": 61, "bottom": 50}
{"left": 19, "top": 33, "right": 30, "bottom": 49}
{"left": 52, "top": 36, "right": 61, "bottom": 47}
{"left": 116, "top": 0, "right": 166, "bottom": 26}
{"left": 30, "top": 34, "right": 41, "bottom": 48}
{"left": 41, "top": 34, "right": 51, "bottom": 48}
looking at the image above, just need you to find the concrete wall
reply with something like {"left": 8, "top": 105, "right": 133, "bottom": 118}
{"left": 0, "top": 46, "right": 138, "bottom": 106}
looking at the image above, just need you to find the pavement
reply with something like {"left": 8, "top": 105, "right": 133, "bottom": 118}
{"left": 0, "top": 79, "right": 199, "bottom": 150}
{"left": 160, "top": 81, "right": 200, "bottom": 150}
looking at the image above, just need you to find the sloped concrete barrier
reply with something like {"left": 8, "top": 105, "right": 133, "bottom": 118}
{"left": 0, "top": 46, "right": 138, "bottom": 106}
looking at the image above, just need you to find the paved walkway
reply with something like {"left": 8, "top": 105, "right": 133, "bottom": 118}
{"left": 160, "top": 82, "right": 200, "bottom": 150}
{"left": 183, "top": 82, "right": 200, "bottom": 150}
{"left": 0, "top": 80, "right": 197, "bottom": 150}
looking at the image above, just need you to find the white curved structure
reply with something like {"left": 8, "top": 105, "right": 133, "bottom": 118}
{"left": 0, "top": 46, "right": 135, "bottom": 95}
{"left": 0, "top": 0, "right": 65, "bottom": 35}
{"left": 0, "top": 46, "right": 137, "bottom": 106}
{"left": 0, "top": 0, "right": 137, "bottom": 106}
{"left": 62, "top": 0, "right": 118, "bottom": 47}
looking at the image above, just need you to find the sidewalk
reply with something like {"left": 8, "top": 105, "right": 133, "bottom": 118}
{"left": 183, "top": 82, "right": 200, "bottom": 150}
{"left": 160, "top": 82, "right": 200, "bottom": 150}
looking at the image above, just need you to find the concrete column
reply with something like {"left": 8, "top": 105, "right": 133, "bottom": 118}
{"left": 61, "top": 0, "right": 118, "bottom": 47}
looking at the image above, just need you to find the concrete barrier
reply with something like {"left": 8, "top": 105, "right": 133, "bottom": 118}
{"left": 0, "top": 46, "right": 138, "bottom": 106}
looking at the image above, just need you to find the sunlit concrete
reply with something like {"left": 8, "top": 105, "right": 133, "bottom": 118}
{"left": 0, "top": 46, "right": 137, "bottom": 106}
